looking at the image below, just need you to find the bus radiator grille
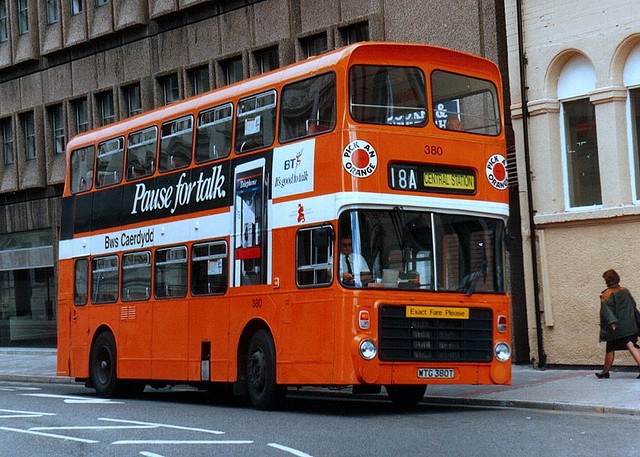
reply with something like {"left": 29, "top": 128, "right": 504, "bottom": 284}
{"left": 378, "top": 305, "right": 493, "bottom": 362}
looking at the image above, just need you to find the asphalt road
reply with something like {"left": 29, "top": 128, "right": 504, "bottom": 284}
{"left": 1, "top": 381, "right": 639, "bottom": 456}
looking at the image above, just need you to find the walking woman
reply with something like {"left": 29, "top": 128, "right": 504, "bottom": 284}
{"left": 597, "top": 269, "right": 640, "bottom": 378}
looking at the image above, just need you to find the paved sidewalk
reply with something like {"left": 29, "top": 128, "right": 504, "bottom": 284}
{"left": 2, "top": 348, "right": 640, "bottom": 415}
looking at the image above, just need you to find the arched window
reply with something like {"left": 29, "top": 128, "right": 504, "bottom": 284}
{"left": 558, "top": 55, "right": 601, "bottom": 208}
{"left": 624, "top": 44, "right": 640, "bottom": 201}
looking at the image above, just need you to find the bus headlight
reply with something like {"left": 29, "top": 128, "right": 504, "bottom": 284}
{"left": 494, "top": 342, "right": 511, "bottom": 362}
{"left": 359, "top": 339, "right": 377, "bottom": 360}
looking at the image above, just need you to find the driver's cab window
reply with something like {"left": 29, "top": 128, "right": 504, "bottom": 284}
{"left": 337, "top": 209, "right": 433, "bottom": 290}
{"left": 296, "top": 225, "right": 333, "bottom": 287}
{"left": 338, "top": 215, "right": 373, "bottom": 287}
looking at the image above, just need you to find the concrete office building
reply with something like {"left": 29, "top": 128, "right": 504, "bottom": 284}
{"left": 0, "top": 0, "right": 520, "bottom": 348}
{"left": 506, "top": 1, "right": 640, "bottom": 366}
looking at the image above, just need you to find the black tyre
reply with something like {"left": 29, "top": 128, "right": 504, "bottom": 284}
{"left": 386, "top": 384, "right": 426, "bottom": 408}
{"left": 246, "top": 330, "right": 284, "bottom": 409}
{"left": 90, "top": 331, "right": 119, "bottom": 398}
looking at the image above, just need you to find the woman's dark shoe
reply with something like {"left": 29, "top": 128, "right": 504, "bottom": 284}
{"left": 637, "top": 374, "right": 640, "bottom": 379}
{"left": 595, "top": 372, "right": 610, "bottom": 379}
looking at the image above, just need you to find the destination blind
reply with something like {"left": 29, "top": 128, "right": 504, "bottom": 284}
{"left": 388, "top": 162, "right": 476, "bottom": 195}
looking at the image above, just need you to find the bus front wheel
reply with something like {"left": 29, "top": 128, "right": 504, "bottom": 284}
{"left": 385, "top": 385, "right": 426, "bottom": 408}
{"left": 90, "top": 331, "right": 118, "bottom": 398}
{"left": 246, "top": 330, "right": 284, "bottom": 409}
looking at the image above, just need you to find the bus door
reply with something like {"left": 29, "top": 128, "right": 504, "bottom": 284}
{"left": 151, "top": 245, "right": 189, "bottom": 379}
{"left": 68, "top": 257, "right": 91, "bottom": 377}
{"left": 232, "top": 158, "right": 270, "bottom": 286}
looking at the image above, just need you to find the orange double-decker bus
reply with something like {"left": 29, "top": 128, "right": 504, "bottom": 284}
{"left": 57, "top": 42, "right": 511, "bottom": 409}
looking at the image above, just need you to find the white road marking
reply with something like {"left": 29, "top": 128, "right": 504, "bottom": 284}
{"left": 112, "top": 440, "right": 253, "bottom": 445}
{"left": 268, "top": 443, "right": 314, "bottom": 457}
{"left": 30, "top": 425, "right": 157, "bottom": 431}
{"left": 0, "top": 386, "right": 41, "bottom": 392}
{"left": 99, "top": 417, "right": 225, "bottom": 434}
{"left": 0, "top": 426, "right": 99, "bottom": 443}
{"left": 0, "top": 409, "right": 56, "bottom": 419}
{"left": 140, "top": 453, "right": 165, "bottom": 457}
{"left": 21, "top": 393, "right": 123, "bottom": 404}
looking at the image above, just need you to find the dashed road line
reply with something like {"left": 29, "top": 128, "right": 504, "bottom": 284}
{"left": 0, "top": 409, "right": 56, "bottom": 419}
{"left": 30, "top": 424, "right": 157, "bottom": 431}
{"left": 0, "top": 386, "right": 41, "bottom": 392}
{"left": 0, "top": 425, "right": 99, "bottom": 443}
{"left": 21, "top": 393, "right": 123, "bottom": 404}
{"left": 98, "top": 417, "right": 225, "bottom": 434}
{"left": 268, "top": 443, "right": 314, "bottom": 457}
{"left": 112, "top": 439, "right": 253, "bottom": 445}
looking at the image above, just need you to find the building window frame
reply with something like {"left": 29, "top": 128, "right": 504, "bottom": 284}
{"left": 96, "top": 91, "right": 115, "bottom": 126}
{"left": 49, "top": 104, "right": 65, "bottom": 155}
{"left": 624, "top": 44, "right": 640, "bottom": 203}
{"left": 630, "top": 87, "right": 640, "bottom": 201}
{"left": 159, "top": 74, "right": 180, "bottom": 105}
{"left": 221, "top": 56, "right": 243, "bottom": 86}
{"left": 72, "top": 98, "right": 89, "bottom": 134}
{"left": 301, "top": 33, "right": 328, "bottom": 58}
{"left": 71, "top": 0, "right": 83, "bottom": 16}
{"left": 560, "top": 98, "right": 602, "bottom": 209}
{"left": 341, "top": 22, "right": 369, "bottom": 45}
{"left": 557, "top": 55, "right": 600, "bottom": 210}
{"left": 21, "top": 112, "right": 36, "bottom": 161}
{"left": 188, "top": 65, "right": 210, "bottom": 96}
{"left": 46, "top": 0, "right": 58, "bottom": 24}
{"left": 1, "top": 117, "right": 14, "bottom": 165}
{"left": 255, "top": 47, "right": 279, "bottom": 74}
{"left": 17, "top": 0, "right": 29, "bottom": 34}
{"left": 123, "top": 83, "right": 142, "bottom": 117}
{"left": 0, "top": 0, "right": 8, "bottom": 42}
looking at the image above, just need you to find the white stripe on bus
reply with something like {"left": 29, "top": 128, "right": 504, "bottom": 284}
{"left": 59, "top": 192, "right": 507, "bottom": 260}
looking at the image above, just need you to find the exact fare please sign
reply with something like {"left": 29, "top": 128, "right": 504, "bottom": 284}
{"left": 405, "top": 306, "right": 470, "bottom": 319}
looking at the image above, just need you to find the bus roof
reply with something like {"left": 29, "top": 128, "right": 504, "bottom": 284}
{"left": 65, "top": 41, "right": 500, "bottom": 154}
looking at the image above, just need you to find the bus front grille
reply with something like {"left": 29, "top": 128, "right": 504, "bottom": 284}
{"left": 378, "top": 305, "right": 493, "bottom": 362}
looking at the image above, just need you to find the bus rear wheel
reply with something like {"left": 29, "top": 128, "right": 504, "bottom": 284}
{"left": 246, "top": 330, "right": 284, "bottom": 409}
{"left": 90, "top": 331, "right": 119, "bottom": 398}
{"left": 385, "top": 385, "right": 426, "bottom": 408}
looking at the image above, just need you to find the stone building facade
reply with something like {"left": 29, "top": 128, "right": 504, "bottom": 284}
{"left": 0, "top": 0, "right": 519, "bottom": 348}
{"left": 505, "top": 1, "right": 640, "bottom": 366}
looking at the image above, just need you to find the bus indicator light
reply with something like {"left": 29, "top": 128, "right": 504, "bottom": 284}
{"left": 358, "top": 310, "right": 371, "bottom": 330}
{"left": 497, "top": 315, "right": 507, "bottom": 333}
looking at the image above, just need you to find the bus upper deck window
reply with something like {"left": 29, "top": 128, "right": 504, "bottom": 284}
{"left": 126, "top": 127, "right": 157, "bottom": 180}
{"left": 235, "top": 90, "right": 277, "bottom": 153}
{"left": 159, "top": 116, "right": 194, "bottom": 172}
{"left": 96, "top": 138, "right": 124, "bottom": 188}
{"left": 196, "top": 103, "right": 233, "bottom": 163}
{"left": 70, "top": 145, "right": 95, "bottom": 194}
{"left": 279, "top": 73, "right": 336, "bottom": 142}
{"left": 431, "top": 70, "right": 501, "bottom": 136}
{"left": 349, "top": 65, "right": 427, "bottom": 127}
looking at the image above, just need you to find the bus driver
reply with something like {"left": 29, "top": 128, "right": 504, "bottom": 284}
{"left": 338, "top": 235, "right": 372, "bottom": 286}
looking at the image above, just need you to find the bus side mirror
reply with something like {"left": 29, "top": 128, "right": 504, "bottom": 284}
{"left": 505, "top": 233, "right": 516, "bottom": 252}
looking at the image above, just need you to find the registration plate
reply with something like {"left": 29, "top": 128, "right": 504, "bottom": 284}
{"left": 418, "top": 368, "right": 455, "bottom": 379}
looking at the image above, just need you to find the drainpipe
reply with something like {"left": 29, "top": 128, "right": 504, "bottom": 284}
{"left": 516, "top": 0, "right": 546, "bottom": 368}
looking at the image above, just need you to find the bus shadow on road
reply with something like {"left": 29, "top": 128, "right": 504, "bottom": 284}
{"left": 114, "top": 385, "right": 495, "bottom": 417}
